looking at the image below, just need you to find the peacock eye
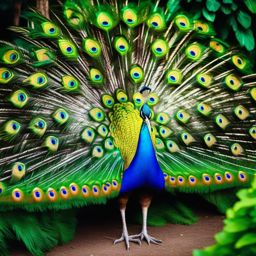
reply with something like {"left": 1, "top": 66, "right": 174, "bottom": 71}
{"left": 176, "top": 109, "right": 191, "bottom": 124}
{"left": 166, "top": 140, "right": 180, "bottom": 153}
{"left": 97, "top": 124, "right": 109, "bottom": 137}
{"left": 196, "top": 73, "right": 213, "bottom": 89}
{"left": 44, "top": 136, "right": 59, "bottom": 152}
{"left": 9, "top": 89, "right": 29, "bottom": 108}
{"left": 174, "top": 14, "right": 191, "bottom": 31}
{"left": 102, "top": 94, "right": 115, "bottom": 108}
{"left": 89, "top": 68, "right": 103, "bottom": 84}
{"left": 197, "top": 102, "right": 212, "bottom": 116}
{"left": 61, "top": 75, "right": 80, "bottom": 91}
{"left": 2, "top": 49, "right": 21, "bottom": 65}
{"left": 52, "top": 108, "right": 69, "bottom": 125}
{"left": 92, "top": 145, "right": 104, "bottom": 158}
{"left": 4, "top": 120, "right": 21, "bottom": 136}
{"left": 232, "top": 55, "right": 247, "bottom": 71}
{"left": 147, "top": 93, "right": 159, "bottom": 106}
{"left": 224, "top": 74, "right": 243, "bottom": 91}
{"left": 104, "top": 138, "right": 114, "bottom": 151}
{"left": 151, "top": 39, "right": 169, "bottom": 58}
{"left": 121, "top": 7, "right": 138, "bottom": 27}
{"left": 116, "top": 89, "right": 128, "bottom": 103}
{"left": 181, "top": 132, "right": 195, "bottom": 146}
{"left": 185, "top": 43, "right": 204, "bottom": 61}
{"left": 58, "top": 39, "right": 78, "bottom": 59}
{"left": 249, "top": 126, "right": 256, "bottom": 140}
{"left": 215, "top": 114, "right": 230, "bottom": 130}
{"left": 129, "top": 65, "right": 144, "bottom": 83}
{"left": 166, "top": 69, "right": 183, "bottom": 85}
{"left": 81, "top": 126, "right": 96, "bottom": 143}
{"left": 41, "top": 22, "right": 60, "bottom": 37}
{"left": 194, "top": 20, "right": 214, "bottom": 35}
{"left": 132, "top": 92, "right": 144, "bottom": 107}
{"left": 234, "top": 105, "right": 249, "bottom": 120}
{"left": 96, "top": 12, "right": 115, "bottom": 31}
{"left": 156, "top": 112, "right": 170, "bottom": 125}
{"left": 114, "top": 36, "right": 129, "bottom": 55}
{"left": 147, "top": 13, "right": 166, "bottom": 31}
{"left": 83, "top": 38, "right": 102, "bottom": 58}
{"left": 23, "top": 72, "right": 48, "bottom": 89}
{"left": 0, "top": 68, "right": 14, "bottom": 84}
{"left": 89, "top": 107, "right": 105, "bottom": 122}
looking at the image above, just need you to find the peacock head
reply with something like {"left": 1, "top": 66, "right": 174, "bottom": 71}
{"left": 139, "top": 86, "right": 151, "bottom": 98}
{"left": 139, "top": 86, "right": 153, "bottom": 121}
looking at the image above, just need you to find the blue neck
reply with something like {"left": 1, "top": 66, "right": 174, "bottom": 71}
{"left": 120, "top": 122, "right": 165, "bottom": 193}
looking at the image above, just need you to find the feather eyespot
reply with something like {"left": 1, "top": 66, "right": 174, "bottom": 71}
{"left": 147, "top": 13, "right": 166, "bottom": 31}
{"left": 58, "top": 39, "right": 78, "bottom": 59}
{"left": 130, "top": 65, "right": 144, "bottom": 83}
{"left": 12, "top": 188, "right": 24, "bottom": 202}
{"left": 114, "top": 36, "right": 130, "bottom": 55}
{"left": 2, "top": 49, "right": 21, "bottom": 65}
{"left": 83, "top": 38, "right": 102, "bottom": 58}
{"left": 121, "top": 7, "right": 138, "bottom": 27}
{"left": 41, "top": 22, "right": 60, "bottom": 37}
{"left": 238, "top": 171, "right": 247, "bottom": 182}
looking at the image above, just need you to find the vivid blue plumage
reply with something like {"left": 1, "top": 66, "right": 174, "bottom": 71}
{"left": 120, "top": 122, "right": 165, "bottom": 193}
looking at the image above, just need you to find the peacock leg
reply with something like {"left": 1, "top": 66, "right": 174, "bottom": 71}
{"left": 130, "top": 194, "right": 162, "bottom": 245}
{"left": 114, "top": 194, "right": 141, "bottom": 249}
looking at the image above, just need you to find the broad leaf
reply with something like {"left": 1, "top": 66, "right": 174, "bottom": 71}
{"left": 237, "top": 10, "right": 251, "bottom": 29}
{"left": 206, "top": 0, "right": 221, "bottom": 12}
{"left": 235, "top": 233, "right": 256, "bottom": 249}
{"left": 202, "top": 7, "right": 216, "bottom": 21}
{"left": 245, "top": 0, "right": 256, "bottom": 14}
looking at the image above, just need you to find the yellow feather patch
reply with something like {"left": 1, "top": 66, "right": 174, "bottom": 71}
{"left": 110, "top": 103, "right": 143, "bottom": 169}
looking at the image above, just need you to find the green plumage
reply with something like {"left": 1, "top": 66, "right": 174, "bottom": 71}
{"left": 0, "top": 0, "right": 255, "bottom": 254}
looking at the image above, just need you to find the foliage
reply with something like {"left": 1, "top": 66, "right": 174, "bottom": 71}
{"left": 167, "top": 0, "right": 256, "bottom": 51}
{"left": 194, "top": 178, "right": 256, "bottom": 256}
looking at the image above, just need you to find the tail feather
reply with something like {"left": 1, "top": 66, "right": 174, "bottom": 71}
{"left": 0, "top": 0, "right": 255, "bottom": 210}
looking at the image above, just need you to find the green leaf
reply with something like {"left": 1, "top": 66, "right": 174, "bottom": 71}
{"left": 223, "top": 0, "right": 233, "bottom": 3}
{"left": 206, "top": 0, "right": 221, "bottom": 12}
{"left": 215, "top": 231, "right": 239, "bottom": 245}
{"left": 202, "top": 7, "right": 216, "bottom": 21}
{"left": 166, "top": 0, "right": 181, "bottom": 20}
{"left": 235, "top": 28, "right": 255, "bottom": 51}
{"left": 230, "top": 16, "right": 238, "bottom": 31}
{"left": 233, "top": 198, "right": 256, "bottom": 213}
{"left": 221, "top": 6, "right": 232, "bottom": 14}
{"left": 231, "top": 2, "right": 238, "bottom": 11}
{"left": 224, "top": 218, "right": 251, "bottom": 233}
{"left": 245, "top": 0, "right": 256, "bottom": 14}
{"left": 237, "top": 10, "right": 251, "bottom": 29}
{"left": 235, "top": 233, "right": 256, "bottom": 249}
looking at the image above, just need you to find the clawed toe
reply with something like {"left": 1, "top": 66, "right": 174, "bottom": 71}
{"left": 130, "top": 232, "right": 162, "bottom": 245}
{"left": 114, "top": 233, "right": 141, "bottom": 249}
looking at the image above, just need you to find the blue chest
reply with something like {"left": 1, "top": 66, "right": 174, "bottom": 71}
{"left": 120, "top": 123, "right": 165, "bottom": 193}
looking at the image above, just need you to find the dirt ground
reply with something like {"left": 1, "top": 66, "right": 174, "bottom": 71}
{"left": 11, "top": 208, "right": 224, "bottom": 256}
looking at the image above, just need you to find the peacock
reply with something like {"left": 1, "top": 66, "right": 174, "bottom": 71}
{"left": 0, "top": 0, "right": 256, "bottom": 254}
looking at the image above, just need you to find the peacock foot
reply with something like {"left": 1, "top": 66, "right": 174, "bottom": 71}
{"left": 130, "top": 231, "right": 162, "bottom": 245}
{"left": 114, "top": 231, "right": 141, "bottom": 249}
